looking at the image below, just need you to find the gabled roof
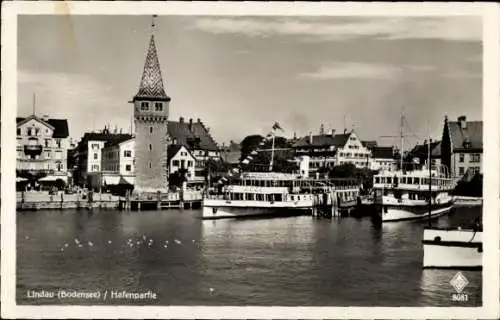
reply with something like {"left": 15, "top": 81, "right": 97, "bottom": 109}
{"left": 133, "top": 35, "right": 170, "bottom": 102}
{"left": 292, "top": 133, "right": 350, "bottom": 148}
{"left": 168, "top": 119, "right": 219, "bottom": 151}
{"left": 104, "top": 135, "right": 135, "bottom": 148}
{"left": 408, "top": 140, "right": 441, "bottom": 158}
{"left": 372, "top": 146, "right": 395, "bottom": 159}
{"left": 447, "top": 119, "right": 482, "bottom": 151}
{"left": 78, "top": 132, "right": 133, "bottom": 151}
{"left": 167, "top": 144, "right": 194, "bottom": 162}
{"left": 362, "top": 140, "right": 378, "bottom": 150}
{"left": 16, "top": 116, "right": 69, "bottom": 138}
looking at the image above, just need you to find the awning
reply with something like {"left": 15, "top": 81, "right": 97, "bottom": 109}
{"left": 119, "top": 176, "right": 135, "bottom": 185}
{"left": 39, "top": 175, "right": 68, "bottom": 183}
{"left": 102, "top": 176, "right": 121, "bottom": 185}
{"left": 16, "top": 177, "right": 28, "bottom": 182}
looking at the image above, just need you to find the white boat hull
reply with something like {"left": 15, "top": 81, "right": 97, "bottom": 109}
{"left": 381, "top": 204, "right": 453, "bottom": 222}
{"left": 202, "top": 199, "right": 314, "bottom": 219}
{"left": 423, "top": 228, "right": 482, "bottom": 269}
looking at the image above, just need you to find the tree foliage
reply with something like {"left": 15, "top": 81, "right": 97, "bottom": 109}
{"left": 454, "top": 173, "right": 482, "bottom": 197}
{"left": 169, "top": 168, "right": 188, "bottom": 190}
{"left": 323, "top": 163, "right": 375, "bottom": 194}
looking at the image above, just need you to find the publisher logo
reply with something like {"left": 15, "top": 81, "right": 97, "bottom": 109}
{"left": 450, "top": 272, "right": 469, "bottom": 302}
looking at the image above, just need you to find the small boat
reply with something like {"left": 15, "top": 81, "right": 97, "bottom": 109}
{"left": 422, "top": 225, "right": 482, "bottom": 270}
{"left": 453, "top": 196, "right": 483, "bottom": 207}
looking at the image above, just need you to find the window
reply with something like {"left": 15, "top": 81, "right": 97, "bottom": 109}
{"left": 35, "top": 128, "right": 40, "bottom": 136}
{"left": 173, "top": 160, "right": 179, "bottom": 166}
{"left": 471, "top": 153, "right": 480, "bottom": 163}
{"left": 46, "top": 151, "right": 51, "bottom": 158}
{"left": 126, "top": 164, "right": 132, "bottom": 172}
{"left": 27, "top": 128, "right": 32, "bottom": 136}
{"left": 141, "top": 102, "right": 149, "bottom": 111}
{"left": 17, "top": 128, "right": 21, "bottom": 135}
{"left": 375, "top": 177, "right": 380, "bottom": 184}
{"left": 149, "top": 144, "right": 152, "bottom": 151}
{"left": 155, "top": 102, "right": 163, "bottom": 111}
{"left": 124, "top": 150, "right": 132, "bottom": 157}
{"left": 187, "top": 160, "right": 193, "bottom": 167}
{"left": 459, "top": 153, "right": 464, "bottom": 163}
{"left": 45, "top": 139, "right": 50, "bottom": 147}
{"left": 91, "top": 144, "right": 100, "bottom": 149}
{"left": 414, "top": 178, "right": 420, "bottom": 185}
{"left": 56, "top": 139, "right": 62, "bottom": 148}
{"left": 148, "top": 161, "right": 152, "bottom": 169}
{"left": 407, "top": 177, "right": 413, "bottom": 184}
{"left": 459, "top": 167, "right": 465, "bottom": 175}
{"left": 94, "top": 153, "right": 98, "bottom": 160}
{"left": 150, "top": 127, "right": 153, "bottom": 135}
{"left": 56, "top": 162, "right": 63, "bottom": 171}
{"left": 92, "top": 164, "right": 100, "bottom": 172}
{"left": 181, "top": 160, "right": 185, "bottom": 168}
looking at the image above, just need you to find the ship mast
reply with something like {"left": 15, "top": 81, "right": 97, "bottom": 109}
{"left": 428, "top": 138, "right": 432, "bottom": 226}
{"left": 269, "top": 132, "right": 275, "bottom": 172}
{"left": 400, "top": 107, "right": 404, "bottom": 171}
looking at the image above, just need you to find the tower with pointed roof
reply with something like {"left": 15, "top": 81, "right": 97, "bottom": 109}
{"left": 131, "top": 18, "right": 170, "bottom": 193}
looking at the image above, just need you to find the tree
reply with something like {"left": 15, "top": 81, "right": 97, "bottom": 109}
{"left": 168, "top": 169, "right": 188, "bottom": 190}
{"left": 240, "top": 134, "right": 265, "bottom": 161}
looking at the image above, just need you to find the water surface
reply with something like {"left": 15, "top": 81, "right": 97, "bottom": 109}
{"left": 17, "top": 206, "right": 482, "bottom": 306}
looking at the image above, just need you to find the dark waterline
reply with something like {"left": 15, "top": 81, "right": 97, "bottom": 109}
{"left": 17, "top": 207, "right": 482, "bottom": 306}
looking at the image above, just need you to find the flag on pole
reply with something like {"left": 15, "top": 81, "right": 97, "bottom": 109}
{"left": 272, "top": 122, "right": 284, "bottom": 132}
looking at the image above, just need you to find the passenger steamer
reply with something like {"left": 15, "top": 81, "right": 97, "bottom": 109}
{"left": 202, "top": 151, "right": 361, "bottom": 220}
{"left": 372, "top": 166, "right": 455, "bottom": 222}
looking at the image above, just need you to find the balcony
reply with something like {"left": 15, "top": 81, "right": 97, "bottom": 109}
{"left": 24, "top": 144, "right": 43, "bottom": 156}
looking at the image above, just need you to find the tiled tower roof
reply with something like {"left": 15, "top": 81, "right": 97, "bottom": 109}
{"left": 134, "top": 35, "right": 171, "bottom": 102}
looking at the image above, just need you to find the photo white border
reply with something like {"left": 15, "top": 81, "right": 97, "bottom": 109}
{"left": 1, "top": 1, "right": 499, "bottom": 319}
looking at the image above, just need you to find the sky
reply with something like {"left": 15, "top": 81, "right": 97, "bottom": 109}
{"left": 18, "top": 15, "right": 482, "bottom": 149}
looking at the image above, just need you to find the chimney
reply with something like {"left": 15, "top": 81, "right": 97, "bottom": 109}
{"left": 119, "top": 128, "right": 123, "bottom": 134}
{"left": 189, "top": 118, "right": 193, "bottom": 131}
{"left": 42, "top": 114, "right": 49, "bottom": 121}
{"left": 309, "top": 132, "right": 313, "bottom": 144}
{"left": 179, "top": 117, "right": 184, "bottom": 123}
{"left": 114, "top": 126, "right": 118, "bottom": 134}
{"left": 331, "top": 129, "right": 336, "bottom": 136}
{"left": 458, "top": 115, "right": 467, "bottom": 129}
{"left": 197, "top": 118, "right": 201, "bottom": 123}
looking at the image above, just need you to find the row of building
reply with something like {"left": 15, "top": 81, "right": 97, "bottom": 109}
{"left": 15, "top": 110, "right": 483, "bottom": 191}
{"left": 14, "top": 19, "right": 483, "bottom": 192}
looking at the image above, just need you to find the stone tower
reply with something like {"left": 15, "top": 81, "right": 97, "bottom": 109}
{"left": 132, "top": 28, "right": 170, "bottom": 193}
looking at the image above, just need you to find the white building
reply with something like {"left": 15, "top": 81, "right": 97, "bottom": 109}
{"left": 16, "top": 114, "right": 70, "bottom": 187}
{"left": 167, "top": 144, "right": 196, "bottom": 181}
{"left": 292, "top": 129, "right": 373, "bottom": 173}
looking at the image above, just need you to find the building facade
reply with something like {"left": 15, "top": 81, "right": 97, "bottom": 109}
{"left": 132, "top": 32, "right": 170, "bottom": 193}
{"left": 73, "top": 129, "right": 133, "bottom": 188}
{"left": 168, "top": 117, "right": 220, "bottom": 179}
{"left": 167, "top": 144, "right": 196, "bottom": 180}
{"left": 16, "top": 115, "right": 69, "bottom": 183}
{"left": 370, "top": 146, "right": 397, "bottom": 171}
{"left": 102, "top": 137, "right": 135, "bottom": 176}
{"left": 292, "top": 130, "right": 373, "bottom": 173}
{"left": 441, "top": 115, "right": 483, "bottom": 180}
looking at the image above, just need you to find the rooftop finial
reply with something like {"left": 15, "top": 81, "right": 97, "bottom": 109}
{"left": 151, "top": 14, "right": 157, "bottom": 34}
{"left": 32, "top": 93, "right": 36, "bottom": 116}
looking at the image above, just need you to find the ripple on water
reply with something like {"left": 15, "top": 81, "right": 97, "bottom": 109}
{"left": 17, "top": 207, "right": 482, "bottom": 306}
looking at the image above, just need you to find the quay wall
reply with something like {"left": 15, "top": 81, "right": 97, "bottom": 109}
{"left": 18, "top": 200, "right": 118, "bottom": 211}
